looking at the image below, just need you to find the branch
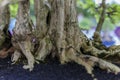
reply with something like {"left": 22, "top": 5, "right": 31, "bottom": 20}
{"left": 93, "top": 0, "right": 106, "bottom": 43}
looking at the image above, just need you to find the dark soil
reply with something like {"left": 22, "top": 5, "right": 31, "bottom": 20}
{"left": 0, "top": 57, "right": 120, "bottom": 80}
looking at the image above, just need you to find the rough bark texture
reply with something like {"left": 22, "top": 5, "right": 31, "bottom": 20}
{"left": 93, "top": 0, "right": 106, "bottom": 43}
{"left": 34, "top": 0, "right": 52, "bottom": 61}
{"left": 12, "top": 0, "right": 35, "bottom": 71}
{"left": 0, "top": 5, "right": 13, "bottom": 58}
{"left": 0, "top": 5, "right": 10, "bottom": 47}
{"left": 0, "top": 0, "right": 120, "bottom": 79}
{"left": 33, "top": 0, "right": 120, "bottom": 78}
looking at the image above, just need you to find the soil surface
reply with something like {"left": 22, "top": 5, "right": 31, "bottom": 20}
{"left": 0, "top": 57, "right": 120, "bottom": 80}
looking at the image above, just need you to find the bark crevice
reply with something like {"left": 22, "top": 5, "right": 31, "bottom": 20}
{"left": 0, "top": 0, "right": 120, "bottom": 79}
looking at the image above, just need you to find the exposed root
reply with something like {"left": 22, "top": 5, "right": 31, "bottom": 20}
{"left": 18, "top": 41, "right": 35, "bottom": 71}
{"left": 80, "top": 55, "right": 120, "bottom": 75}
{"left": 11, "top": 50, "right": 21, "bottom": 64}
{"left": 107, "top": 45, "right": 120, "bottom": 57}
{"left": 35, "top": 36, "right": 52, "bottom": 62}
{"left": 60, "top": 48, "right": 66, "bottom": 64}
{"left": 81, "top": 42, "right": 107, "bottom": 57}
{"left": 59, "top": 47, "right": 120, "bottom": 78}
{"left": 35, "top": 38, "right": 47, "bottom": 61}
{"left": 63, "top": 48, "right": 95, "bottom": 76}
{"left": 81, "top": 40, "right": 120, "bottom": 62}
{"left": 7, "top": 0, "right": 120, "bottom": 77}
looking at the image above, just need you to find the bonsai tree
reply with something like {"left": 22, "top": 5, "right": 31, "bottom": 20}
{"left": 0, "top": 0, "right": 120, "bottom": 79}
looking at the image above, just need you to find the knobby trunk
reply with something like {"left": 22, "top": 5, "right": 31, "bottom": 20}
{"left": 0, "top": 0, "right": 120, "bottom": 79}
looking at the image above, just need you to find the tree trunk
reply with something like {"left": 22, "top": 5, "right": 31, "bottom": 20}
{"left": 93, "top": 0, "right": 106, "bottom": 44}
{"left": 0, "top": 5, "right": 13, "bottom": 58}
{"left": 0, "top": 5, "right": 10, "bottom": 48}
{"left": 33, "top": 0, "right": 120, "bottom": 78}
{"left": 1, "top": 0, "right": 119, "bottom": 79}
{"left": 12, "top": 0, "right": 35, "bottom": 71}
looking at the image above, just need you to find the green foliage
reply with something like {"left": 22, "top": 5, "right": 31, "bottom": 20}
{"left": 79, "top": 18, "right": 96, "bottom": 30}
{"left": 76, "top": 0, "right": 96, "bottom": 17}
{"left": 9, "top": 4, "right": 18, "bottom": 17}
{"left": 9, "top": 0, "right": 35, "bottom": 20}
{"left": 106, "top": 4, "right": 120, "bottom": 24}
{"left": 102, "top": 18, "right": 114, "bottom": 30}
{"left": 77, "top": 0, "right": 120, "bottom": 30}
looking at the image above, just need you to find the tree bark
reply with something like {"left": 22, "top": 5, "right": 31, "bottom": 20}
{"left": 0, "top": 5, "right": 13, "bottom": 58}
{"left": 12, "top": 0, "right": 35, "bottom": 71}
{"left": 0, "top": 0, "right": 119, "bottom": 79}
{"left": 93, "top": 0, "right": 106, "bottom": 43}
{"left": 0, "top": 5, "right": 10, "bottom": 48}
{"left": 32, "top": 0, "right": 120, "bottom": 78}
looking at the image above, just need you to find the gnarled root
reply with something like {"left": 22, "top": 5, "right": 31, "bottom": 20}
{"left": 35, "top": 37, "right": 52, "bottom": 62}
{"left": 106, "top": 45, "right": 120, "bottom": 57}
{"left": 80, "top": 55, "right": 120, "bottom": 75}
{"left": 35, "top": 38, "right": 47, "bottom": 61}
{"left": 18, "top": 41, "right": 35, "bottom": 71}
{"left": 64, "top": 48, "right": 95, "bottom": 76}
{"left": 81, "top": 42, "right": 108, "bottom": 57}
{"left": 60, "top": 47, "right": 120, "bottom": 78}
{"left": 11, "top": 50, "right": 21, "bottom": 64}
{"left": 82, "top": 41, "right": 120, "bottom": 62}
